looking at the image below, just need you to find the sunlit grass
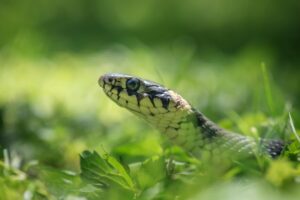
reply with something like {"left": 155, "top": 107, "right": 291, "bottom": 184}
{"left": 0, "top": 46, "right": 299, "bottom": 199}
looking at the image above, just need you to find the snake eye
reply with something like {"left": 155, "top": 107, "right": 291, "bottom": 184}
{"left": 126, "top": 78, "right": 140, "bottom": 91}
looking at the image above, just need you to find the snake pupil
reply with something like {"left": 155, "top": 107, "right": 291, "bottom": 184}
{"left": 126, "top": 78, "right": 140, "bottom": 91}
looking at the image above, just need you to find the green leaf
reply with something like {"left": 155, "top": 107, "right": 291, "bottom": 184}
{"left": 40, "top": 167, "right": 84, "bottom": 198}
{"left": 134, "top": 156, "right": 166, "bottom": 190}
{"left": 80, "top": 150, "right": 136, "bottom": 192}
{"left": 106, "top": 155, "right": 135, "bottom": 189}
{"left": 265, "top": 159, "right": 300, "bottom": 187}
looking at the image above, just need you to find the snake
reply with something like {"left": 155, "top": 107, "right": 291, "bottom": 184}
{"left": 98, "top": 73, "right": 286, "bottom": 158}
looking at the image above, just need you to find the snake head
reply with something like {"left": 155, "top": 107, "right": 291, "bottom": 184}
{"left": 98, "top": 73, "right": 191, "bottom": 118}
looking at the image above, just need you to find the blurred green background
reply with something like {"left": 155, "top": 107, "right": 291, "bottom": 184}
{"left": 0, "top": 0, "right": 300, "bottom": 199}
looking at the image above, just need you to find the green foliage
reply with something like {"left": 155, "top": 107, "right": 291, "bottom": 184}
{"left": 265, "top": 159, "right": 300, "bottom": 187}
{"left": 0, "top": 45, "right": 300, "bottom": 199}
{"left": 0, "top": 0, "right": 300, "bottom": 198}
{"left": 133, "top": 156, "right": 166, "bottom": 190}
{"left": 80, "top": 150, "right": 135, "bottom": 191}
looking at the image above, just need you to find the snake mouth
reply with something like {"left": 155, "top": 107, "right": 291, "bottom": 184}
{"left": 99, "top": 74, "right": 142, "bottom": 114}
{"left": 98, "top": 74, "right": 121, "bottom": 89}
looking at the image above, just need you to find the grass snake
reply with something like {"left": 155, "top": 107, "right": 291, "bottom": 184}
{"left": 98, "top": 73, "right": 285, "bottom": 158}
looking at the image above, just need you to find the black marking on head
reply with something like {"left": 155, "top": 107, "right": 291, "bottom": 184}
{"left": 109, "top": 85, "right": 114, "bottom": 92}
{"left": 147, "top": 87, "right": 166, "bottom": 95}
{"left": 149, "top": 93, "right": 171, "bottom": 110}
{"left": 127, "top": 89, "right": 136, "bottom": 96}
{"left": 148, "top": 96, "right": 156, "bottom": 108}
{"left": 160, "top": 95, "right": 170, "bottom": 110}
{"left": 115, "top": 86, "right": 123, "bottom": 95}
{"left": 109, "top": 85, "right": 123, "bottom": 100}
{"left": 144, "top": 84, "right": 170, "bottom": 108}
{"left": 108, "top": 77, "right": 113, "bottom": 83}
{"left": 150, "top": 112, "right": 155, "bottom": 116}
{"left": 136, "top": 93, "right": 144, "bottom": 107}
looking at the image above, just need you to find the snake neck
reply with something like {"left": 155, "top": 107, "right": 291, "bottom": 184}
{"left": 154, "top": 107, "right": 285, "bottom": 158}
{"left": 148, "top": 105, "right": 228, "bottom": 153}
{"left": 192, "top": 109, "right": 225, "bottom": 138}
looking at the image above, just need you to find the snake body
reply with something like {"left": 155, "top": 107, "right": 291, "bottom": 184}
{"left": 98, "top": 73, "right": 285, "bottom": 158}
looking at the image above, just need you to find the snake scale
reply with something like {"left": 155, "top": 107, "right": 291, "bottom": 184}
{"left": 98, "top": 73, "right": 285, "bottom": 158}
